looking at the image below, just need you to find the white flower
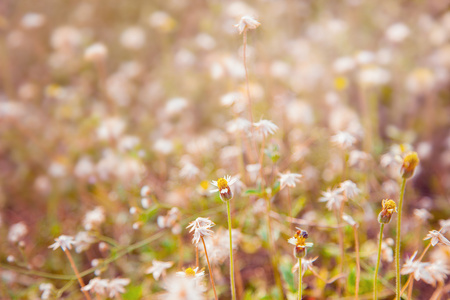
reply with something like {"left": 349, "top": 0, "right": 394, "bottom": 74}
{"left": 74, "top": 231, "right": 95, "bottom": 253}
{"left": 386, "top": 23, "right": 410, "bottom": 43}
{"left": 179, "top": 162, "right": 200, "bottom": 180}
{"left": 120, "top": 26, "right": 146, "bottom": 50}
{"left": 439, "top": 219, "right": 450, "bottom": 233}
{"left": 333, "top": 56, "right": 356, "bottom": 73}
{"left": 176, "top": 267, "right": 205, "bottom": 279}
{"left": 234, "top": 16, "right": 261, "bottom": 34}
{"left": 401, "top": 251, "right": 418, "bottom": 275}
{"left": 319, "top": 188, "right": 345, "bottom": 211}
{"left": 83, "top": 207, "right": 105, "bottom": 231}
{"left": 157, "top": 207, "right": 181, "bottom": 234}
{"left": 342, "top": 214, "right": 358, "bottom": 227}
{"left": 292, "top": 256, "right": 318, "bottom": 276}
{"left": 428, "top": 261, "right": 450, "bottom": 284}
{"left": 8, "top": 222, "right": 28, "bottom": 243}
{"left": 107, "top": 278, "right": 130, "bottom": 298}
{"left": 339, "top": 180, "right": 360, "bottom": 199}
{"left": 21, "top": 13, "right": 46, "bottom": 29}
{"left": 413, "top": 209, "right": 433, "bottom": 222}
{"left": 49, "top": 235, "right": 76, "bottom": 251}
{"left": 331, "top": 131, "right": 356, "bottom": 149}
{"left": 278, "top": 172, "right": 302, "bottom": 190}
{"left": 424, "top": 230, "right": 450, "bottom": 247}
{"left": 226, "top": 118, "right": 252, "bottom": 134}
{"left": 39, "top": 283, "right": 54, "bottom": 300}
{"left": 140, "top": 185, "right": 151, "bottom": 197}
{"left": 145, "top": 260, "right": 174, "bottom": 280}
{"left": 186, "top": 217, "right": 215, "bottom": 245}
{"left": 210, "top": 175, "right": 238, "bottom": 193}
{"left": 253, "top": 119, "right": 278, "bottom": 137}
{"left": 96, "top": 117, "right": 126, "bottom": 141}
{"left": 160, "top": 275, "right": 205, "bottom": 300}
{"left": 82, "top": 278, "right": 109, "bottom": 295}
{"left": 84, "top": 43, "right": 108, "bottom": 62}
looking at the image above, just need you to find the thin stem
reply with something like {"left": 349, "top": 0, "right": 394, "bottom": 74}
{"left": 195, "top": 245, "right": 199, "bottom": 268}
{"left": 407, "top": 278, "right": 414, "bottom": 300}
{"left": 298, "top": 257, "right": 302, "bottom": 300}
{"left": 374, "top": 224, "right": 384, "bottom": 300}
{"left": 201, "top": 236, "right": 218, "bottom": 300}
{"left": 395, "top": 178, "right": 407, "bottom": 300}
{"left": 288, "top": 187, "right": 293, "bottom": 233}
{"left": 226, "top": 201, "right": 236, "bottom": 300}
{"left": 354, "top": 226, "right": 360, "bottom": 300}
{"left": 336, "top": 203, "right": 345, "bottom": 296}
{"left": 63, "top": 249, "right": 92, "bottom": 300}
{"left": 259, "top": 135, "right": 266, "bottom": 191}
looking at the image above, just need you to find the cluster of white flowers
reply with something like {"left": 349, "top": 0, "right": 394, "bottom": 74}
{"left": 401, "top": 252, "right": 450, "bottom": 286}
{"left": 186, "top": 217, "right": 215, "bottom": 245}
{"left": 82, "top": 277, "right": 130, "bottom": 298}
{"left": 8, "top": 222, "right": 28, "bottom": 243}
{"left": 83, "top": 206, "right": 106, "bottom": 231}
{"left": 330, "top": 131, "right": 357, "bottom": 149}
{"left": 157, "top": 207, "right": 182, "bottom": 234}
{"left": 319, "top": 180, "right": 360, "bottom": 211}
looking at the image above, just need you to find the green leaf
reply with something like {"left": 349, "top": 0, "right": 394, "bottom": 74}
{"left": 123, "top": 284, "right": 142, "bottom": 300}
{"left": 280, "top": 261, "right": 295, "bottom": 292}
{"left": 244, "top": 189, "right": 261, "bottom": 196}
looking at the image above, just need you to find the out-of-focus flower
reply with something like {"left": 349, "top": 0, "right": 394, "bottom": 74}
{"left": 226, "top": 118, "right": 252, "bottom": 134}
{"left": 331, "top": 131, "right": 356, "bottom": 149}
{"left": 176, "top": 267, "right": 205, "bottom": 279}
{"left": 401, "top": 152, "right": 420, "bottom": 179}
{"left": 333, "top": 56, "right": 356, "bottom": 73}
{"left": 253, "top": 119, "right": 278, "bottom": 137}
{"left": 21, "top": 13, "right": 46, "bottom": 29}
{"left": 292, "top": 256, "right": 318, "bottom": 276}
{"left": 50, "top": 26, "right": 82, "bottom": 52}
{"left": 401, "top": 253, "right": 450, "bottom": 286}
{"left": 413, "top": 209, "right": 433, "bottom": 222}
{"left": 406, "top": 68, "right": 435, "bottom": 95}
{"left": 140, "top": 185, "right": 151, "bottom": 197}
{"left": 278, "top": 172, "right": 302, "bottom": 190}
{"left": 161, "top": 275, "right": 205, "bottom": 300}
{"left": 153, "top": 138, "right": 174, "bottom": 155}
{"left": 424, "top": 230, "right": 450, "bottom": 247}
{"left": 342, "top": 214, "right": 358, "bottom": 227}
{"left": 211, "top": 175, "right": 237, "bottom": 201}
{"left": 39, "top": 283, "right": 54, "bottom": 300}
{"left": 186, "top": 217, "right": 215, "bottom": 245}
{"left": 49, "top": 235, "right": 76, "bottom": 251}
{"left": 358, "top": 65, "right": 391, "bottom": 86}
{"left": 339, "top": 180, "right": 360, "bottom": 199}
{"left": 165, "top": 97, "right": 188, "bottom": 116}
{"left": 319, "top": 188, "right": 345, "bottom": 211}
{"left": 179, "top": 161, "right": 200, "bottom": 180}
{"left": 83, "top": 207, "right": 105, "bottom": 231}
{"left": 148, "top": 11, "right": 176, "bottom": 32}
{"left": 74, "top": 231, "right": 95, "bottom": 253}
{"left": 107, "top": 278, "right": 130, "bottom": 298}
{"left": 200, "top": 229, "right": 241, "bottom": 265}
{"left": 82, "top": 278, "right": 109, "bottom": 296}
{"left": 157, "top": 207, "right": 181, "bottom": 234}
{"left": 234, "top": 16, "right": 260, "bottom": 34}
{"left": 385, "top": 22, "right": 410, "bottom": 42}
{"left": 96, "top": 117, "right": 126, "bottom": 141}
{"left": 84, "top": 43, "right": 108, "bottom": 62}
{"left": 439, "top": 219, "right": 450, "bottom": 233}
{"left": 348, "top": 150, "right": 371, "bottom": 169}
{"left": 145, "top": 260, "right": 173, "bottom": 280}
{"left": 8, "top": 222, "right": 28, "bottom": 243}
{"left": 120, "top": 26, "right": 146, "bottom": 50}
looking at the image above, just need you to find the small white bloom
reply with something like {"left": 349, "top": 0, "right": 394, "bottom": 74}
{"left": 145, "top": 260, "right": 173, "bottom": 280}
{"left": 253, "top": 119, "right": 278, "bottom": 137}
{"left": 84, "top": 43, "right": 108, "bottom": 62}
{"left": 339, "top": 180, "right": 360, "bottom": 199}
{"left": 342, "top": 214, "right": 358, "bottom": 227}
{"left": 333, "top": 56, "right": 356, "bottom": 73}
{"left": 21, "top": 13, "right": 46, "bottom": 29}
{"left": 319, "top": 188, "right": 345, "bottom": 211}
{"left": 331, "top": 131, "right": 356, "bottom": 149}
{"left": 82, "top": 277, "right": 109, "bottom": 295}
{"left": 120, "top": 27, "right": 146, "bottom": 50}
{"left": 107, "top": 278, "right": 130, "bottom": 298}
{"left": 179, "top": 161, "right": 200, "bottom": 180}
{"left": 186, "top": 217, "right": 215, "bottom": 245}
{"left": 161, "top": 275, "right": 205, "bottom": 300}
{"left": 74, "top": 231, "right": 95, "bottom": 253}
{"left": 439, "top": 219, "right": 450, "bottom": 233}
{"left": 140, "top": 185, "right": 151, "bottom": 197}
{"left": 39, "top": 283, "right": 54, "bottom": 300}
{"left": 210, "top": 175, "right": 238, "bottom": 193}
{"left": 278, "top": 172, "right": 302, "bottom": 190}
{"left": 226, "top": 118, "right": 252, "bottom": 134}
{"left": 424, "top": 230, "right": 450, "bottom": 247}
{"left": 8, "top": 222, "right": 28, "bottom": 243}
{"left": 428, "top": 261, "right": 450, "bottom": 284}
{"left": 141, "top": 198, "right": 151, "bottom": 209}
{"left": 234, "top": 16, "right": 261, "bottom": 34}
{"left": 292, "top": 256, "right": 318, "bottom": 276}
{"left": 386, "top": 22, "right": 410, "bottom": 43}
{"left": 413, "top": 209, "right": 433, "bottom": 222}
{"left": 83, "top": 207, "right": 105, "bottom": 231}
{"left": 49, "top": 235, "right": 76, "bottom": 251}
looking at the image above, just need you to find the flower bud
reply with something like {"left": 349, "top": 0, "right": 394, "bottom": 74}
{"left": 294, "top": 245, "right": 307, "bottom": 258}
{"left": 378, "top": 199, "right": 397, "bottom": 224}
{"left": 401, "top": 152, "right": 419, "bottom": 179}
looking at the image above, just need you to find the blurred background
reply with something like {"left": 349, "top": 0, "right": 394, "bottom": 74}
{"left": 1, "top": 0, "right": 450, "bottom": 299}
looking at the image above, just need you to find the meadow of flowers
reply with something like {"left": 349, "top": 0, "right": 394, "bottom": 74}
{"left": 1, "top": 0, "right": 450, "bottom": 299}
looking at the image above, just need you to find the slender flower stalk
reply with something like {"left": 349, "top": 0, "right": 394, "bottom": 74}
{"left": 288, "top": 229, "right": 313, "bottom": 300}
{"left": 201, "top": 237, "right": 218, "bottom": 300}
{"left": 298, "top": 257, "right": 303, "bottom": 300}
{"left": 226, "top": 201, "right": 236, "bottom": 300}
{"left": 374, "top": 224, "right": 385, "bottom": 300}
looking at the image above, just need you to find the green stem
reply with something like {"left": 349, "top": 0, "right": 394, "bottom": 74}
{"left": 374, "top": 223, "right": 384, "bottom": 300}
{"left": 226, "top": 201, "right": 236, "bottom": 300}
{"left": 298, "top": 257, "right": 302, "bottom": 300}
{"left": 395, "top": 178, "right": 407, "bottom": 300}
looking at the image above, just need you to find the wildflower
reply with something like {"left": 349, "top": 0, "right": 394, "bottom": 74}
{"left": 161, "top": 275, "right": 205, "bottom": 300}
{"left": 107, "top": 278, "right": 130, "bottom": 298}
{"left": 82, "top": 277, "right": 109, "bottom": 295}
{"left": 39, "top": 283, "right": 54, "bottom": 300}
{"left": 21, "top": 13, "right": 46, "bottom": 29}
{"left": 96, "top": 117, "right": 126, "bottom": 141}
{"left": 331, "top": 131, "right": 356, "bottom": 149}
{"left": 145, "top": 260, "right": 173, "bottom": 280}
{"left": 7, "top": 255, "right": 15, "bottom": 263}
{"left": 176, "top": 267, "right": 205, "bottom": 279}
{"left": 226, "top": 118, "right": 252, "bottom": 134}
{"left": 378, "top": 199, "right": 397, "bottom": 224}
{"left": 157, "top": 207, "right": 181, "bottom": 234}
{"left": 120, "top": 26, "right": 146, "bottom": 50}
{"left": 342, "top": 214, "right": 358, "bottom": 227}
{"left": 288, "top": 229, "right": 313, "bottom": 258}
{"left": 427, "top": 261, "right": 450, "bottom": 284}
{"left": 211, "top": 175, "right": 237, "bottom": 201}
{"left": 401, "top": 152, "right": 420, "bottom": 179}
{"left": 84, "top": 43, "right": 108, "bottom": 62}
{"left": 49, "top": 235, "right": 76, "bottom": 251}
{"left": 8, "top": 222, "right": 28, "bottom": 243}
{"left": 140, "top": 185, "right": 151, "bottom": 197}
{"left": 439, "top": 219, "right": 450, "bottom": 233}
{"left": 413, "top": 208, "right": 433, "bottom": 222}
{"left": 292, "top": 256, "right": 318, "bottom": 276}
{"left": 319, "top": 188, "right": 345, "bottom": 211}
{"left": 186, "top": 217, "right": 215, "bottom": 245}
{"left": 339, "top": 180, "right": 360, "bottom": 199}
{"left": 253, "top": 119, "right": 278, "bottom": 137}
{"left": 83, "top": 206, "right": 105, "bottom": 230}
{"left": 424, "top": 230, "right": 450, "bottom": 247}
{"left": 74, "top": 231, "right": 95, "bottom": 253}
{"left": 400, "top": 251, "right": 418, "bottom": 275}
{"left": 148, "top": 11, "right": 176, "bottom": 32}
{"left": 234, "top": 16, "right": 261, "bottom": 34}
{"left": 179, "top": 161, "right": 200, "bottom": 180}
{"left": 278, "top": 172, "right": 302, "bottom": 190}
{"left": 385, "top": 23, "right": 410, "bottom": 43}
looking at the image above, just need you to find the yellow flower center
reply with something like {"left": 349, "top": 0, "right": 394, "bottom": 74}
{"left": 185, "top": 268, "right": 196, "bottom": 277}
{"left": 217, "top": 178, "right": 228, "bottom": 190}
{"left": 403, "top": 152, "right": 419, "bottom": 171}
{"left": 295, "top": 236, "right": 306, "bottom": 247}
{"left": 200, "top": 180, "right": 209, "bottom": 190}
{"left": 383, "top": 199, "right": 396, "bottom": 210}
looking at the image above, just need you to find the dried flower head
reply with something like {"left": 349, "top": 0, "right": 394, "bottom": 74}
{"left": 234, "top": 16, "right": 261, "bottom": 35}
{"left": 378, "top": 199, "right": 397, "bottom": 224}
{"left": 49, "top": 235, "right": 76, "bottom": 251}
{"left": 211, "top": 175, "right": 237, "bottom": 201}
{"left": 401, "top": 152, "right": 419, "bottom": 179}
{"left": 288, "top": 228, "right": 313, "bottom": 258}
{"left": 186, "top": 217, "right": 215, "bottom": 244}
{"left": 424, "top": 230, "right": 450, "bottom": 247}
{"left": 278, "top": 172, "right": 302, "bottom": 190}
{"left": 253, "top": 119, "right": 278, "bottom": 137}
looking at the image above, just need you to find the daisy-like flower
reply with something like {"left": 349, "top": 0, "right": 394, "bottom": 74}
{"left": 107, "top": 278, "right": 130, "bottom": 298}
{"left": 234, "top": 16, "right": 261, "bottom": 35}
{"left": 145, "top": 260, "right": 174, "bottom": 280}
{"left": 49, "top": 235, "right": 76, "bottom": 251}
{"left": 81, "top": 277, "right": 109, "bottom": 295}
{"left": 8, "top": 222, "right": 28, "bottom": 243}
{"left": 186, "top": 217, "right": 215, "bottom": 245}
{"left": 253, "top": 119, "right": 278, "bottom": 137}
{"left": 176, "top": 267, "right": 205, "bottom": 279}
{"left": 288, "top": 229, "right": 313, "bottom": 258}
{"left": 278, "top": 172, "right": 302, "bottom": 190}
{"left": 424, "top": 230, "right": 450, "bottom": 247}
{"left": 292, "top": 256, "right": 318, "bottom": 276}
{"left": 39, "top": 283, "right": 54, "bottom": 300}
{"left": 211, "top": 175, "right": 237, "bottom": 201}
{"left": 319, "top": 188, "right": 345, "bottom": 211}
{"left": 339, "top": 180, "right": 360, "bottom": 199}
{"left": 331, "top": 131, "right": 356, "bottom": 149}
